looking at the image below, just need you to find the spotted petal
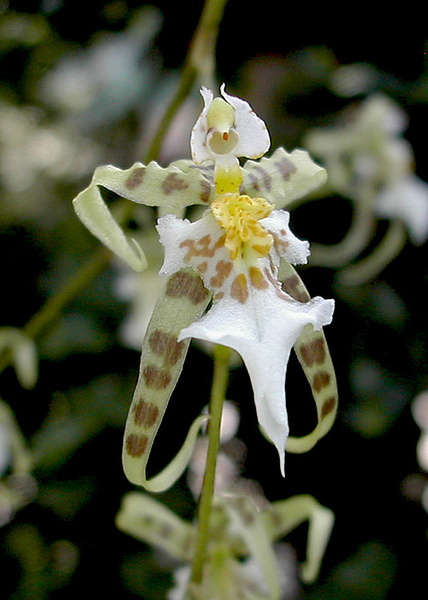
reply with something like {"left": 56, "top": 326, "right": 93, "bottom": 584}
{"left": 157, "top": 212, "right": 334, "bottom": 475}
{"left": 279, "top": 261, "right": 338, "bottom": 453}
{"left": 116, "top": 492, "right": 195, "bottom": 561}
{"left": 73, "top": 160, "right": 212, "bottom": 270}
{"left": 122, "top": 268, "right": 211, "bottom": 491}
{"left": 241, "top": 147, "right": 328, "bottom": 209}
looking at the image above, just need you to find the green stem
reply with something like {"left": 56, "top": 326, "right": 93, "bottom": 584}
{"left": 0, "top": 0, "right": 229, "bottom": 376}
{"left": 145, "top": 0, "right": 229, "bottom": 163}
{"left": 187, "top": 344, "right": 232, "bottom": 598}
{"left": 0, "top": 247, "right": 111, "bottom": 376}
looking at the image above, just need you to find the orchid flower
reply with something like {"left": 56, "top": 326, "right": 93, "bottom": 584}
{"left": 72, "top": 86, "right": 337, "bottom": 489}
{"left": 305, "top": 94, "right": 428, "bottom": 280}
{"left": 116, "top": 490, "right": 335, "bottom": 598}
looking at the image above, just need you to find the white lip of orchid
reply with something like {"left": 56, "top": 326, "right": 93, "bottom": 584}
{"left": 191, "top": 84, "right": 271, "bottom": 165}
{"left": 157, "top": 201, "right": 334, "bottom": 476}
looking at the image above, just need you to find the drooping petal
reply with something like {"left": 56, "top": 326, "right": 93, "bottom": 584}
{"left": 241, "top": 147, "right": 328, "bottom": 209}
{"left": 73, "top": 181, "right": 147, "bottom": 271}
{"left": 279, "top": 261, "right": 338, "bottom": 453}
{"left": 263, "top": 495, "right": 335, "bottom": 583}
{"left": 181, "top": 289, "right": 334, "bottom": 475}
{"left": 122, "top": 268, "right": 211, "bottom": 491}
{"left": 72, "top": 160, "right": 212, "bottom": 270}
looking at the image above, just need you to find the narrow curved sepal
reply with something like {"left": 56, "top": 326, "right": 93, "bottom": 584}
{"left": 73, "top": 183, "right": 147, "bottom": 272}
{"left": 241, "top": 147, "right": 327, "bottom": 209}
{"left": 116, "top": 492, "right": 195, "bottom": 561}
{"left": 263, "top": 495, "right": 335, "bottom": 583}
{"left": 279, "top": 261, "right": 338, "bottom": 453}
{"left": 122, "top": 268, "right": 211, "bottom": 492}
{"left": 73, "top": 160, "right": 213, "bottom": 270}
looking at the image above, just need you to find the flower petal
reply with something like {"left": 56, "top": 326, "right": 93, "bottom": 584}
{"left": 224, "top": 495, "right": 281, "bottom": 600}
{"left": 241, "top": 147, "right": 327, "bottom": 209}
{"left": 191, "top": 85, "right": 270, "bottom": 164}
{"left": 116, "top": 492, "right": 195, "bottom": 561}
{"left": 375, "top": 174, "right": 428, "bottom": 245}
{"left": 180, "top": 290, "right": 334, "bottom": 475}
{"left": 263, "top": 495, "right": 335, "bottom": 583}
{"left": 280, "top": 261, "right": 338, "bottom": 453}
{"left": 220, "top": 85, "right": 270, "bottom": 159}
{"left": 73, "top": 181, "right": 147, "bottom": 271}
{"left": 122, "top": 268, "right": 211, "bottom": 491}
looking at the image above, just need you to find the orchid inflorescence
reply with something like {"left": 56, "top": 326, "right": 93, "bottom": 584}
{"left": 73, "top": 85, "right": 338, "bottom": 596}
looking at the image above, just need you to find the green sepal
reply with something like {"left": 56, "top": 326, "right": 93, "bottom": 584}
{"left": 0, "top": 328, "right": 38, "bottom": 389}
{"left": 122, "top": 268, "right": 211, "bottom": 492}
{"left": 263, "top": 495, "right": 335, "bottom": 583}
{"left": 73, "top": 183, "right": 147, "bottom": 271}
{"left": 241, "top": 147, "right": 327, "bottom": 209}
{"left": 279, "top": 261, "right": 338, "bottom": 453}
{"left": 116, "top": 491, "right": 195, "bottom": 561}
{"left": 73, "top": 159, "right": 213, "bottom": 270}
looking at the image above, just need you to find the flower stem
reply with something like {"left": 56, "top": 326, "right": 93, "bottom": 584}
{"left": 0, "top": 246, "right": 111, "bottom": 376}
{"left": 187, "top": 344, "right": 232, "bottom": 598}
{"left": 145, "top": 0, "right": 229, "bottom": 163}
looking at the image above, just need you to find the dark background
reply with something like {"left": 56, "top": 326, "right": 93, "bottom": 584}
{"left": 1, "top": 1, "right": 427, "bottom": 598}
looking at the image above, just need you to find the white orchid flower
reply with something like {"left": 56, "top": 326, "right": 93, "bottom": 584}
{"left": 73, "top": 86, "right": 337, "bottom": 489}
{"left": 117, "top": 491, "right": 334, "bottom": 598}
{"left": 156, "top": 88, "right": 334, "bottom": 476}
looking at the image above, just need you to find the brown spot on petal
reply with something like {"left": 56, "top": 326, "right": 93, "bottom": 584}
{"left": 231, "top": 274, "right": 249, "bottom": 304}
{"left": 149, "top": 330, "right": 185, "bottom": 367}
{"left": 282, "top": 275, "right": 311, "bottom": 303}
{"left": 312, "top": 371, "right": 331, "bottom": 393}
{"left": 321, "top": 396, "right": 337, "bottom": 419}
{"left": 252, "top": 166, "right": 272, "bottom": 191}
{"left": 126, "top": 433, "right": 148, "bottom": 457}
{"left": 143, "top": 365, "right": 171, "bottom": 389}
{"left": 125, "top": 166, "right": 146, "bottom": 190}
{"left": 166, "top": 271, "right": 209, "bottom": 305}
{"left": 200, "top": 180, "right": 211, "bottom": 203}
{"left": 132, "top": 398, "right": 159, "bottom": 428}
{"left": 299, "top": 337, "right": 326, "bottom": 367}
{"left": 275, "top": 156, "right": 297, "bottom": 180}
{"left": 249, "top": 266, "right": 269, "bottom": 290}
{"left": 161, "top": 173, "right": 188, "bottom": 195}
{"left": 210, "top": 260, "right": 233, "bottom": 288}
